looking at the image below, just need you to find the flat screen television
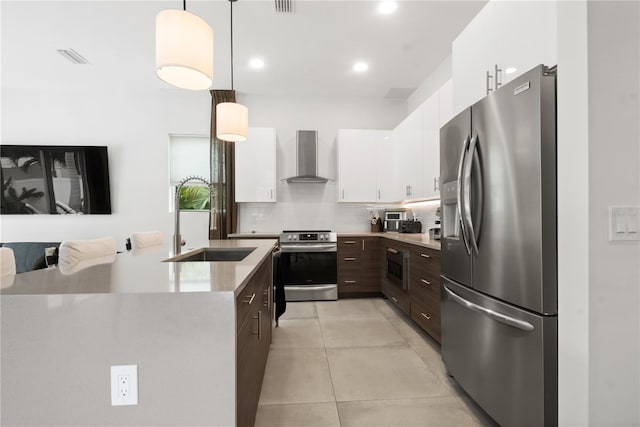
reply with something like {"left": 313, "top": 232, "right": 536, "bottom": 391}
{"left": 0, "top": 145, "right": 112, "bottom": 215}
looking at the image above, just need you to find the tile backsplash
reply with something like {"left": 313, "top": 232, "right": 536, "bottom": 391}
{"left": 237, "top": 181, "right": 440, "bottom": 233}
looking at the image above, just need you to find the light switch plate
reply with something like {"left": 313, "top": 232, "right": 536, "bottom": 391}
{"left": 111, "top": 365, "right": 138, "bottom": 406}
{"left": 609, "top": 206, "right": 640, "bottom": 241}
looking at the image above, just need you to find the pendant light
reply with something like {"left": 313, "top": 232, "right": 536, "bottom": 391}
{"left": 216, "top": 0, "right": 248, "bottom": 142}
{"left": 155, "top": 0, "right": 213, "bottom": 90}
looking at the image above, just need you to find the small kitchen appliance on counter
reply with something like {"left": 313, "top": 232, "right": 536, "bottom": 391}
{"left": 279, "top": 230, "right": 337, "bottom": 301}
{"left": 383, "top": 210, "right": 408, "bottom": 232}
{"left": 399, "top": 220, "right": 422, "bottom": 233}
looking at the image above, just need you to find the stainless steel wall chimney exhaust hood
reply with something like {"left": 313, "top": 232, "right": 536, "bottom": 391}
{"left": 285, "top": 130, "right": 330, "bottom": 183}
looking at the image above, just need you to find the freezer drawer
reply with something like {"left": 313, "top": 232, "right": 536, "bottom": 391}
{"left": 441, "top": 278, "right": 557, "bottom": 426}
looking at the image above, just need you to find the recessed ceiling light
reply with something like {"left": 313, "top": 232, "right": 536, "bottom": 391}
{"left": 378, "top": 1, "right": 397, "bottom": 15}
{"left": 353, "top": 62, "right": 368, "bottom": 73}
{"left": 505, "top": 67, "right": 517, "bottom": 75}
{"left": 249, "top": 58, "right": 264, "bottom": 69}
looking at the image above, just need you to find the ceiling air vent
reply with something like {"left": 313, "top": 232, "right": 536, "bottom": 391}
{"left": 275, "top": 0, "right": 293, "bottom": 13}
{"left": 57, "top": 48, "right": 90, "bottom": 65}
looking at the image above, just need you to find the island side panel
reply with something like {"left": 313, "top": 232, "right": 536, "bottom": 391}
{"left": 1, "top": 291, "right": 236, "bottom": 426}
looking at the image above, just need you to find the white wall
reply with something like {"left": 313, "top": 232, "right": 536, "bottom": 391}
{"left": 557, "top": 2, "right": 590, "bottom": 424}
{"left": 558, "top": 1, "right": 640, "bottom": 425}
{"left": 1, "top": 87, "right": 213, "bottom": 247}
{"left": 0, "top": 88, "right": 407, "bottom": 243}
{"left": 235, "top": 93, "right": 407, "bottom": 233}
{"left": 586, "top": 1, "right": 639, "bottom": 425}
{"left": 407, "top": 55, "right": 452, "bottom": 114}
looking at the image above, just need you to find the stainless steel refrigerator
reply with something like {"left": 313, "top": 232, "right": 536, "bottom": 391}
{"left": 440, "top": 64, "right": 557, "bottom": 426}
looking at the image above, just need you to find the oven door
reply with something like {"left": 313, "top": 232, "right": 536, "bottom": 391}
{"left": 280, "top": 244, "right": 338, "bottom": 301}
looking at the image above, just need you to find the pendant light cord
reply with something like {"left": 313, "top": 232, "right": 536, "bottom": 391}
{"left": 230, "top": 0, "right": 234, "bottom": 91}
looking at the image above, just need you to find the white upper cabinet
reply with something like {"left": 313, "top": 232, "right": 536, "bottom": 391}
{"left": 452, "top": 1, "right": 557, "bottom": 114}
{"left": 234, "top": 127, "right": 277, "bottom": 202}
{"left": 337, "top": 129, "right": 393, "bottom": 202}
{"left": 393, "top": 105, "right": 424, "bottom": 200}
{"left": 422, "top": 89, "right": 440, "bottom": 200}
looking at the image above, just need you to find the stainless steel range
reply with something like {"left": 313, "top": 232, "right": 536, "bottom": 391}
{"left": 279, "top": 230, "right": 338, "bottom": 301}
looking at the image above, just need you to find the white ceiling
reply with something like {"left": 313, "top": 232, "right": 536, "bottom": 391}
{"left": 1, "top": 0, "right": 486, "bottom": 98}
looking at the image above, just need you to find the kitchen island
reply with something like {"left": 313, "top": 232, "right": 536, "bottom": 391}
{"left": 1, "top": 239, "right": 277, "bottom": 427}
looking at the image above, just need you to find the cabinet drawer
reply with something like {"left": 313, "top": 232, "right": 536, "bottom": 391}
{"left": 381, "top": 280, "right": 410, "bottom": 315}
{"left": 410, "top": 296, "right": 441, "bottom": 343}
{"left": 410, "top": 247, "right": 441, "bottom": 266}
{"left": 236, "top": 280, "right": 260, "bottom": 332}
{"left": 409, "top": 273, "right": 441, "bottom": 302}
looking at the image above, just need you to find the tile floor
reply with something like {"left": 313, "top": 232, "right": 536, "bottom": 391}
{"left": 256, "top": 298, "right": 499, "bottom": 427}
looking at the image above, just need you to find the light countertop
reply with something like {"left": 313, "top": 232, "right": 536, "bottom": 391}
{"left": 339, "top": 232, "right": 441, "bottom": 250}
{"left": 230, "top": 231, "right": 441, "bottom": 251}
{"left": 0, "top": 239, "right": 277, "bottom": 296}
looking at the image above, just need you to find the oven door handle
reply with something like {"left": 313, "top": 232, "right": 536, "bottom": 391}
{"left": 285, "top": 285, "right": 337, "bottom": 292}
{"left": 281, "top": 244, "right": 337, "bottom": 253}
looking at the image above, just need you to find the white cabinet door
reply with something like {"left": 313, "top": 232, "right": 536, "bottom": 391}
{"left": 234, "top": 127, "right": 277, "bottom": 202}
{"left": 337, "top": 129, "right": 377, "bottom": 202}
{"left": 452, "top": 1, "right": 557, "bottom": 114}
{"left": 422, "top": 91, "right": 440, "bottom": 200}
{"left": 394, "top": 105, "right": 424, "bottom": 200}
{"left": 375, "top": 130, "right": 395, "bottom": 202}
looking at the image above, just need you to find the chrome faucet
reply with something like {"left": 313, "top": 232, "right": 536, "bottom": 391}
{"left": 174, "top": 176, "right": 216, "bottom": 253}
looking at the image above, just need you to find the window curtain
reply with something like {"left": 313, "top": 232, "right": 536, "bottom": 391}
{"left": 209, "top": 90, "right": 238, "bottom": 239}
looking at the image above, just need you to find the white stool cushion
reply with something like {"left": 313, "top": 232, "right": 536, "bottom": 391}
{"left": 58, "top": 237, "right": 116, "bottom": 271}
{"left": 130, "top": 231, "right": 163, "bottom": 249}
{"left": 1, "top": 247, "right": 17, "bottom": 289}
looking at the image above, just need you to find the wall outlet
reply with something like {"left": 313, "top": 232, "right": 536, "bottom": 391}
{"left": 111, "top": 365, "right": 138, "bottom": 406}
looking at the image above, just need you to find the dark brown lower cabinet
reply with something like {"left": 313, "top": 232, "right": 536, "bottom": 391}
{"left": 408, "top": 246, "right": 442, "bottom": 343}
{"left": 337, "top": 237, "right": 380, "bottom": 296}
{"left": 236, "top": 256, "right": 272, "bottom": 427}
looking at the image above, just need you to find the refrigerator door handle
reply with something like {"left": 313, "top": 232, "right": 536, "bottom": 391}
{"left": 443, "top": 285, "right": 535, "bottom": 332}
{"left": 464, "top": 134, "right": 481, "bottom": 256}
{"left": 456, "top": 135, "right": 471, "bottom": 255}
{"left": 471, "top": 137, "right": 484, "bottom": 250}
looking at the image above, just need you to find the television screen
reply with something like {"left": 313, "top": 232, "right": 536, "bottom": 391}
{"left": 0, "top": 145, "right": 112, "bottom": 215}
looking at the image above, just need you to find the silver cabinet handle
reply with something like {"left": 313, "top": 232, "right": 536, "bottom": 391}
{"left": 444, "top": 286, "right": 534, "bottom": 332}
{"left": 433, "top": 177, "right": 439, "bottom": 192}
{"left": 486, "top": 70, "right": 493, "bottom": 95}
{"left": 344, "top": 257, "right": 356, "bottom": 261}
{"left": 421, "top": 313, "right": 431, "bottom": 320}
{"left": 495, "top": 64, "right": 502, "bottom": 90}
{"left": 421, "top": 278, "right": 431, "bottom": 285}
{"left": 420, "top": 253, "right": 430, "bottom": 259}
{"left": 252, "top": 310, "right": 262, "bottom": 340}
{"left": 378, "top": 189, "right": 381, "bottom": 200}
{"left": 391, "top": 296, "right": 399, "bottom": 303}
{"left": 362, "top": 240, "right": 365, "bottom": 251}
{"left": 387, "top": 248, "right": 398, "bottom": 254}
{"left": 264, "top": 288, "right": 269, "bottom": 308}
{"left": 344, "top": 241, "right": 356, "bottom": 244}
{"left": 270, "top": 189, "right": 273, "bottom": 200}
{"left": 244, "top": 293, "right": 256, "bottom": 305}
{"left": 344, "top": 280, "right": 357, "bottom": 284}
{"left": 342, "top": 189, "right": 345, "bottom": 199}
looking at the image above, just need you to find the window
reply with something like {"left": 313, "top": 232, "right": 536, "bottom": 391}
{"left": 169, "top": 135, "right": 211, "bottom": 211}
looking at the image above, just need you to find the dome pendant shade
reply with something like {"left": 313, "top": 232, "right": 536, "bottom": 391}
{"left": 216, "top": 102, "right": 248, "bottom": 142}
{"left": 155, "top": 9, "right": 213, "bottom": 90}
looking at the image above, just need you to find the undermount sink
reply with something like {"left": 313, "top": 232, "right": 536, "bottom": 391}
{"left": 164, "top": 247, "right": 256, "bottom": 263}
